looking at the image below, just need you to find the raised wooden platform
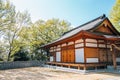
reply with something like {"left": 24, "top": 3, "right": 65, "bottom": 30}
{"left": 46, "top": 62, "right": 107, "bottom": 70}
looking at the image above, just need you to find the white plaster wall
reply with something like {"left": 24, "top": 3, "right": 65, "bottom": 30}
{"left": 86, "top": 58, "right": 99, "bottom": 63}
{"left": 68, "top": 41, "right": 74, "bottom": 45}
{"left": 86, "top": 39, "right": 97, "bottom": 43}
{"left": 49, "top": 49, "right": 53, "bottom": 52}
{"left": 54, "top": 49, "right": 56, "bottom": 51}
{"left": 75, "top": 43, "right": 84, "bottom": 48}
{"left": 75, "top": 39, "right": 83, "bottom": 43}
{"left": 50, "top": 56, "right": 53, "bottom": 62}
{"left": 99, "top": 44, "right": 106, "bottom": 48}
{"left": 62, "top": 43, "right": 66, "bottom": 47}
{"left": 107, "top": 45, "right": 110, "bottom": 48}
{"left": 56, "top": 52, "right": 61, "bottom": 62}
{"left": 75, "top": 48, "right": 84, "bottom": 63}
{"left": 86, "top": 43, "right": 97, "bottom": 47}
{"left": 98, "top": 40, "right": 104, "bottom": 43}
{"left": 57, "top": 45, "right": 60, "bottom": 47}
{"left": 116, "top": 58, "right": 120, "bottom": 62}
{"left": 50, "top": 47, "right": 54, "bottom": 49}
{"left": 56, "top": 48, "right": 61, "bottom": 51}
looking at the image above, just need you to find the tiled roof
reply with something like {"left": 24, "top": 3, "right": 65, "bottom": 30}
{"left": 59, "top": 15, "right": 106, "bottom": 41}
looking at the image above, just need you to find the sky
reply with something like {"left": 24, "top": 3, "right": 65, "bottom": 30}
{"left": 10, "top": 0, "right": 115, "bottom": 27}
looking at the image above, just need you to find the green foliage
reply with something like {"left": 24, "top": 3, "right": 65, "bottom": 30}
{"left": 30, "top": 45, "right": 47, "bottom": 61}
{"left": 0, "top": 57, "right": 3, "bottom": 61}
{"left": 110, "top": 0, "right": 120, "bottom": 31}
{"left": 0, "top": 0, "right": 15, "bottom": 33}
{"left": 0, "top": 0, "right": 71, "bottom": 61}
{"left": 5, "top": 11, "right": 31, "bottom": 61}
{"left": 13, "top": 47, "right": 30, "bottom": 61}
{"left": 18, "top": 19, "right": 71, "bottom": 61}
{"left": 32, "top": 19, "right": 71, "bottom": 44}
{"left": 0, "top": 0, "right": 16, "bottom": 61}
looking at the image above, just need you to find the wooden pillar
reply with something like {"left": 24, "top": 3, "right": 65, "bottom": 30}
{"left": 78, "top": 66, "right": 80, "bottom": 70}
{"left": 74, "top": 41, "right": 75, "bottom": 63}
{"left": 105, "top": 40, "right": 108, "bottom": 63}
{"left": 112, "top": 46, "right": 117, "bottom": 70}
{"left": 97, "top": 39, "right": 100, "bottom": 63}
{"left": 84, "top": 66, "right": 86, "bottom": 70}
{"left": 83, "top": 38, "right": 86, "bottom": 64}
{"left": 60, "top": 44, "right": 62, "bottom": 62}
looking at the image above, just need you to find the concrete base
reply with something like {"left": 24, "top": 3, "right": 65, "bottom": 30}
{"left": 44, "top": 65, "right": 120, "bottom": 74}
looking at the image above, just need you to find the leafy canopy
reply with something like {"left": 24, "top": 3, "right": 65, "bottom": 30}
{"left": 110, "top": 0, "right": 120, "bottom": 31}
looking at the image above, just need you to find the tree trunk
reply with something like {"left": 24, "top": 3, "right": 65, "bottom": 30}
{"left": 7, "top": 51, "right": 11, "bottom": 61}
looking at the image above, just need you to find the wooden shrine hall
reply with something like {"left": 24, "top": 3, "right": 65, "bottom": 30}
{"left": 42, "top": 14, "right": 120, "bottom": 70}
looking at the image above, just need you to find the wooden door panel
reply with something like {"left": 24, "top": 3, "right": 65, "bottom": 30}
{"left": 99, "top": 49, "right": 107, "bottom": 62}
{"left": 61, "top": 45, "right": 75, "bottom": 63}
{"left": 67, "top": 49, "right": 75, "bottom": 63}
{"left": 62, "top": 50, "right": 67, "bottom": 62}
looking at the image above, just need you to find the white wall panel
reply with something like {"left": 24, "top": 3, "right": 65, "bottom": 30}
{"left": 50, "top": 56, "right": 53, "bottom": 62}
{"left": 68, "top": 41, "right": 74, "bottom": 45}
{"left": 99, "top": 44, "right": 106, "bottom": 48}
{"left": 86, "top": 39, "right": 97, "bottom": 43}
{"left": 75, "top": 48, "right": 84, "bottom": 62}
{"left": 50, "top": 47, "right": 54, "bottom": 49}
{"left": 50, "top": 49, "right": 53, "bottom": 52}
{"left": 86, "top": 58, "right": 99, "bottom": 63}
{"left": 98, "top": 40, "right": 104, "bottom": 43}
{"left": 86, "top": 43, "right": 97, "bottom": 47}
{"left": 56, "top": 48, "right": 61, "bottom": 51}
{"left": 57, "top": 45, "right": 60, "bottom": 48}
{"left": 116, "top": 58, "right": 120, "bottom": 62}
{"left": 62, "top": 43, "right": 66, "bottom": 47}
{"left": 75, "top": 39, "right": 83, "bottom": 43}
{"left": 56, "top": 52, "right": 61, "bottom": 62}
{"left": 107, "top": 45, "right": 110, "bottom": 48}
{"left": 75, "top": 43, "right": 84, "bottom": 48}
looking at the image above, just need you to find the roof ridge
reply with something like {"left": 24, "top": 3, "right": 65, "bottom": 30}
{"left": 62, "top": 14, "right": 106, "bottom": 36}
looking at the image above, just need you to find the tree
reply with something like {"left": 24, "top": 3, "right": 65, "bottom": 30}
{"left": 13, "top": 47, "right": 30, "bottom": 61}
{"left": 0, "top": 0, "right": 15, "bottom": 34}
{"left": 29, "top": 19, "right": 71, "bottom": 60}
{"left": 110, "top": 0, "right": 120, "bottom": 31}
{"left": 0, "top": 0, "right": 71, "bottom": 61}
{"left": 0, "top": 0, "right": 16, "bottom": 61}
{"left": 5, "top": 11, "right": 31, "bottom": 61}
{"left": 19, "top": 19, "right": 71, "bottom": 60}
{"left": 33, "top": 19, "right": 71, "bottom": 44}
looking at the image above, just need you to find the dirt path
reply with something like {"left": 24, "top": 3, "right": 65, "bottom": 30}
{"left": 0, "top": 67, "right": 120, "bottom": 80}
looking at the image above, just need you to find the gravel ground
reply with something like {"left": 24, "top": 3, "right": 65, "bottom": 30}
{"left": 0, "top": 67, "right": 120, "bottom": 80}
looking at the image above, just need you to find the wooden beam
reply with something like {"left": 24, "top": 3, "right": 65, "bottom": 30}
{"left": 105, "top": 40, "right": 108, "bottom": 63}
{"left": 112, "top": 46, "right": 117, "bottom": 70}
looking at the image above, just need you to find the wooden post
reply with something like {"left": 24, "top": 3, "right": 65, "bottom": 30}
{"left": 84, "top": 66, "right": 86, "bottom": 70}
{"left": 112, "top": 46, "right": 117, "bottom": 70}
{"left": 78, "top": 66, "right": 80, "bottom": 70}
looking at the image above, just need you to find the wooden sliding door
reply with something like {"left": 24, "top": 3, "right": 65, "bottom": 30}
{"left": 61, "top": 45, "right": 75, "bottom": 63}
{"left": 67, "top": 45, "right": 75, "bottom": 63}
